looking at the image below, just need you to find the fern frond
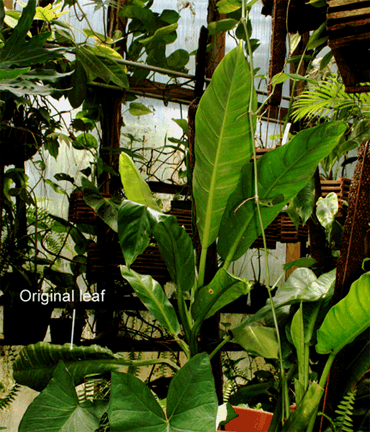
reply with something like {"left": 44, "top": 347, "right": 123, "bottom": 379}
{"left": 0, "top": 384, "right": 21, "bottom": 410}
{"left": 334, "top": 389, "right": 357, "bottom": 432}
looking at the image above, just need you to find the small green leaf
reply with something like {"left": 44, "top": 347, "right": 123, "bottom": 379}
{"left": 45, "top": 179, "right": 67, "bottom": 195}
{"left": 128, "top": 102, "right": 152, "bottom": 116}
{"left": 216, "top": 0, "right": 242, "bottom": 14}
{"left": 316, "top": 192, "right": 338, "bottom": 231}
{"left": 233, "top": 326, "right": 279, "bottom": 359}
{"left": 283, "top": 257, "right": 316, "bottom": 271}
{"left": 119, "top": 152, "right": 161, "bottom": 212}
{"left": 208, "top": 18, "right": 238, "bottom": 35}
{"left": 172, "top": 118, "right": 188, "bottom": 136}
{"left": 72, "top": 133, "right": 98, "bottom": 149}
{"left": 140, "top": 23, "right": 178, "bottom": 45}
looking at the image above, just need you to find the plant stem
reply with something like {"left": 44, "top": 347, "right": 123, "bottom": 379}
{"left": 306, "top": 352, "right": 337, "bottom": 432}
{"left": 209, "top": 335, "right": 232, "bottom": 360}
{"left": 242, "top": 2, "right": 288, "bottom": 423}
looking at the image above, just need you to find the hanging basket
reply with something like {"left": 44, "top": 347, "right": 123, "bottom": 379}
{"left": 327, "top": 0, "right": 370, "bottom": 93}
{"left": 68, "top": 191, "right": 111, "bottom": 224}
{"left": 320, "top": 177, "right": 351, "bottom": 219}
{"left": 86, "top": 242, "right": 170, "bottom": 283}
{"left": 279, "top": 214, "right": 309, "bottom": 244}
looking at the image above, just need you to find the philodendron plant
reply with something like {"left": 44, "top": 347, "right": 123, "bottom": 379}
{"left": 13, "top": 37, "right": 369, "bottom": 432}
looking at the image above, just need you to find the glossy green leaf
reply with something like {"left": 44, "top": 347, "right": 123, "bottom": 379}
{"left": 316, "top": 192, "right": 338, "bottom": 231}
{"left": 19, "top": 361, "right": 107, "bottom": 432}
{"left": 81, "top": 177, "right": 120, "bottom": 232}
{"left": 109, "top": 353, "right": 218, "bottom": 432}
{"left": 172, "top": 118, "right": 188, "bottom": 136}
{"left": 316, "top": 272, "right": 370, "bottom": 355}
{"left": 208, "top": 18, "right": 238, "bottom": 35}
{"left": 129, "top": 102, "right": 152, "bottom": 116}
{"left": 140, "top": 23, "right": 178, "bottom": 45}
{"left": 153, "top": 214, "right": 195, "bottom": 292}
{"left": 283, "top": 257, "right": 316, "bottom": 271}
{"left": 120, "top": 266, "right": 180, "bottom": 336}
{"left": 233, "top": 326, "right": 279, "bottom": 359}
{"left": 119, "top": 152, "right": 161, "bottom": 211}
{"left": 166, "top": 49, "right": 189, "bottom": 70}
{"left": 13, "top": 342, "right": 146, "bottom": 392}
{"left": 119, "top": 5, "right": 156, "bottom": 31}
{"left": 293, "top": 176, "right": 315, "bottom": 225}
{"left": 218, "top": 121, "right": 347, "bottom": 263}
{"left": 72, "top": 133, "right": 98, "bottom": 149}
{"left": 192, "top": 268, "right": 252, "bottom": 321}
{"left": 76, "top": 46, "right": 129, "bottom": 88}
{"left": 118, "top": 201, "right": 152, "bottom": 267}
{"left": 45, "top": 179, "right": 67, "bottom": 195}
{"left": 193, "top": 44, "right": 256, "bottom": 249}
{"left": 216, "top": 0, "right": 242, "bottom": 14}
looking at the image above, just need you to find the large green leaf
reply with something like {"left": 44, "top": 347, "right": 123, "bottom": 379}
{"left": 191, "top": 268, "right": 252, "bottom": 321}
{"left": 119, "top": 152, "right": 161, "bottom": 211}
{"left": 218, "top": 121, "right": 347, "bottom": 263}
{"left": 193, "top": 44, "right": 256, "bottom": 249}
{"left": 76, "top": 46, "right": 129, "bottom": 88}
{"left": 153, "top": 214, "right": 195, "bottom": 292}
{"left": 19, "top": 361, "right": 107, "bottom": 432}
{"left": 118, "top": 200, "right": 152, "bottom": 267}
{"left": 81, "top": 177, "right": 120, "bottom": 232}
{"left": 316, "top": 272, "right": 370, "bottom": 355}
{"left": 120, "top": 266, "right": 180, "bottom": 336}
{"left": 13, "top": 343, "right": 140, "bottom": 392}
{"left": 233, "top": 326, "right": 279, "bottom": 359}
{"left": 109, "top": 353, "right": 218, "bottom": 432}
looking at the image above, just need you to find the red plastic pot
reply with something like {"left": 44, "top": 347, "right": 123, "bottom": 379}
{"left": 223, "top": 406, "right": 273, "bottom": 432}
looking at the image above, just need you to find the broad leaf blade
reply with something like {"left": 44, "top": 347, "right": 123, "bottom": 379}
{"left": 191, "top": 268, "right": 252, "bottom": 321}
{"left": 166, "top": 353, "right": 218, "bottom": 431}
{"left": 316, "top": 192, "right": 338, "bottom": 230}
{"left": 109, "top": 371, "right": 166, "bottom": 432}
{"left": 233, "top": 326, "right": 279, "bottom": 359}
{"left": 120, "top": 266, "right": 180, "bottom": 336}
{"left": 218, "top": 121, "right": 347, "bottom": 262}
{"left": 193, "top": 44, "right": 256, "bottom": 249}
{"left": 119, "top": 152, "right": 161, "bottom": 211}
{"left": 316, "top": 272, "right": 370, "bottom": 355}
{"left": 13, "top": 342, "right": 140, "bottom": 391}
{"left": 81, "top": 177, "right": 120, "bottom": 232}
{"left": 153, "top": 214, "right": 195, "bottom": 292}
{"left": 18, "top": 361, "right": 107, "bottom": 432}
{"left": 118, "top": 201, "right": 151, "bottom": 267}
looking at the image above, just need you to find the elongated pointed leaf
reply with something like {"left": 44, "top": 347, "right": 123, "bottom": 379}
{"left": 193, "top": 44, "right": 256, "bottom": 249}
{"left": 81, "top": 177, "right": 120, "bottom": 232}
{"left": 118, "top": 201, "right": 152, "bottom": 267}
{"left": 192, "top": 268, "right": 252, "bottom": 321}
{"left": 316, "top": 272, "right": 370, "bottom": 355}
{"left": 119, "top": 152, "right": 161, "bottom": 211}
{"left": 120, "top": 266, "right": 180, "bottom": 336}
{"left": 218, "top": 121, "right": 347, "bottom": 263}
{"left": 109, "top": 353, "right": 217, "bottom": 432}
{"left": 153, "top": 214, "right": 195, "bottom": 292}
{"left": 19, "top": 361, "right": 107, "bottom": 432}
{"left": 13, "top": 342, "right": 154, "bottom": 391}
{"left": 281, "top": 382, "right": 324, "bottom": 432}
